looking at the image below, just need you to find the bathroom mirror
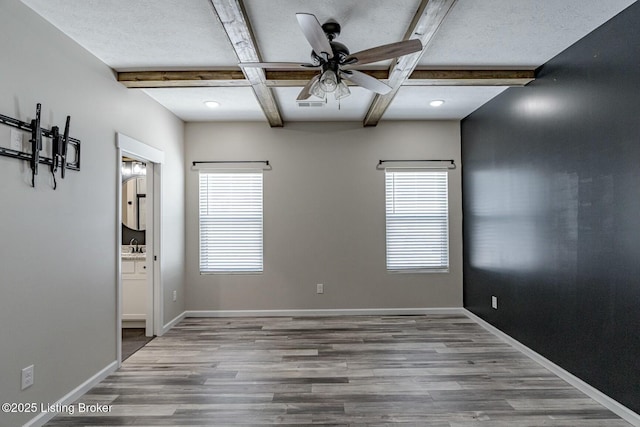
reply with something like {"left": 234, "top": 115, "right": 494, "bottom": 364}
{"left": 122, "top": 176, "right": 146, "bottom": 231}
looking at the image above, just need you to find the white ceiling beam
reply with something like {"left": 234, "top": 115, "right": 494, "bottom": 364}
{"left": 208, "top": 0, "right": 283, "bottom": 127}
{"left": 363, "top": 0, "right": 458, "bottom": 127}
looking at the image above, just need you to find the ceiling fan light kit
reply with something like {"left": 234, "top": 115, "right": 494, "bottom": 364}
{"left": 309, "top": 79, "right": 326, "bottom": 100}
{"left": 319, "top": 70, "right": 338, "bottom": 92}
{"left": 334, "top": 81, "right": 351, "bottom": 100}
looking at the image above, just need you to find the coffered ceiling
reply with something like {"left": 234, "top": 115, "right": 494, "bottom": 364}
{"left": 22, "top": 0, "right": 636, "bottom": 126}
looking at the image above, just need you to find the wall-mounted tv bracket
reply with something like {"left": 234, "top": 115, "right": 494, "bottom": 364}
{"left": 0, "top": 103, "right": 80, "bottom": 189}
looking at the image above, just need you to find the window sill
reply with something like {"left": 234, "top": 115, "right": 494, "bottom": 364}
{"left": 200, "top": 271, "right": 263, "bottom": 275}
{"left": 387, "top": 268, "right": 449, "bottom": 274}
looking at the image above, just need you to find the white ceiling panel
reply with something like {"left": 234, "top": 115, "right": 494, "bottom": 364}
{"left": 384, "top": 86, "right": 508, "bottom": 120}
{"left": 244, "top": 0, "right": 421, "bottom": 66}
{"left": 420, "top": 0, "right": 637, "bottom": 67}
{"left": 143, "top": 87, "right": 266, "bottom": 122}
{"left": 22, "top": 0, "right": 239, "bottom": 70}
{"left": 273, "top": 87, "right": 375, "bottom": 122}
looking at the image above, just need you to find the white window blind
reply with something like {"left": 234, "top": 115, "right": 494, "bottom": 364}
{"left": 385, "top": 169, "right": 449, "bottom": 272}
{"left": 199, "top": 171, "right": 263, "bottom": 273}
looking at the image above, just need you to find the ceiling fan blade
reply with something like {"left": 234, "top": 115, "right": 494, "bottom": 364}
{"left": 340, "top": 70, "right": 392, "bottom": 95}
{"left": 342, "top": 39, "right": 422, "bottom": 68}
{"left": 296, "top": 75, "right": 320, "bottom": 101}
{"left": 296, "top": 13, "right": 334, "bottom": 59}
{"left": 238, "top": 62, "right": 319, "bottom": 69}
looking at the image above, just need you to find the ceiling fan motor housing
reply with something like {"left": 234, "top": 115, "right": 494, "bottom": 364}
{"left": 310, "top": 41, "right": 350, "bottom": 65}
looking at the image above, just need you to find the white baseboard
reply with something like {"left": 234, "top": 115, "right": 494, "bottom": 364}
{"left": 161, "top": 311, "right": 187, "bottom": 335}
{"left": 184, "top": 307, "right": 464, "bottom": 318}
{"left": 464, "top": 309, "right": 640, "bottom": 427}
{"left": 122, "top": 320, "right": 146, "bottom": 329}
{"left": 24, "top": 361, "right": 118, "bottom": 427}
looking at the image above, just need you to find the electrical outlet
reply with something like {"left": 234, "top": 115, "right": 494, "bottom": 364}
{"left": 491, "top": 295, "right": 498, "bottom": 310}
{"left": 21, "top": 365, "right": 34, "bottom": 390}
{"left": 172, "top": 290, "right": 177, "bottom": 302}
{"left": 316, "top": 283, "right": 324, "bottom": 294}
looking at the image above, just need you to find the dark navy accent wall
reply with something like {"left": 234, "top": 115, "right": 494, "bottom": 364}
{"left": 461, "top": 3, "right": 640, "bottom": 413}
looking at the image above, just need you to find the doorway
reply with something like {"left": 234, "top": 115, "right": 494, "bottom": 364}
{"left": 116, "top": 133, "right": 164, "bottom": 365}
{"left": 121, "top": 157, "right": 151, "bottom": 359}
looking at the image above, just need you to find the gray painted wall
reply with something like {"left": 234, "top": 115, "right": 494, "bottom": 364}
{"left": 462, "top": 2, "right": 640, "bottom": 413}
{"left": 185, "top": 121, "right": 462, "bottom": 311}
{"left": 0, "top": 2, "right": 185, "bottom": 425}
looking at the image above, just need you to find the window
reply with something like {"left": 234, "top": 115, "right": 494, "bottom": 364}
{"left": 385, "top": 169, "right": 449, "bottom": 272}
{"left": 199, "top": 171, "right": 263, "bottom": 273}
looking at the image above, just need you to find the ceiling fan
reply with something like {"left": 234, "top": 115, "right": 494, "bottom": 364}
{"left": 239, "top": 13, "right": 423, "bottom": 102}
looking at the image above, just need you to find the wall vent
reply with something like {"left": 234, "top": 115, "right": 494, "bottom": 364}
{"left": 296, "top": 100, "right": 325, "bottom": 108}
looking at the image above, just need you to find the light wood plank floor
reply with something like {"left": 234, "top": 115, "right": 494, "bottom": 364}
{"left": 45, "top": 314, "right": 632, "bottom": 426}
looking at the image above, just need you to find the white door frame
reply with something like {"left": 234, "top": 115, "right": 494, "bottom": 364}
{"left": 116, "top": 133, "right": 164, "bottom": 366}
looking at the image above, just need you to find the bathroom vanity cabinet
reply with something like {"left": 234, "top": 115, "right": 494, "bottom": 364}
{"left": 122, "top": 257, "right": 147, "bottom": 327}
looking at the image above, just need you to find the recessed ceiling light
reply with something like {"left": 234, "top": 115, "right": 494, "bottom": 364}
{"left": 429, "top": 99, "right": 445, "bottom": 107}
{"left": 204, "top": 101, "right": 220, "bottom": 109}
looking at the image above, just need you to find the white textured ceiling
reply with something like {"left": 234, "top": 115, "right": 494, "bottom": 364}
{"left": 385, "top": 86, "right": 509, "bottom": 120}
{"left": 244, "top": 0, "right": 420, "bottom": 67}
{"left": 143, "top": 87, "right": 266, "bottom": 122}
{"left": 22, "top": 0, "right": 238, "bottom": 69}
{"left": 419, "top": 0, "right": 637, "bottom": 67}
{"left": 21, "top": 0, "right": 638, "bottom": 123}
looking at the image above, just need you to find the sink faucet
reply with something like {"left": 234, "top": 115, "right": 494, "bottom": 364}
{"left": 129, "top": 238, "right": 138, "bottom": 253}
